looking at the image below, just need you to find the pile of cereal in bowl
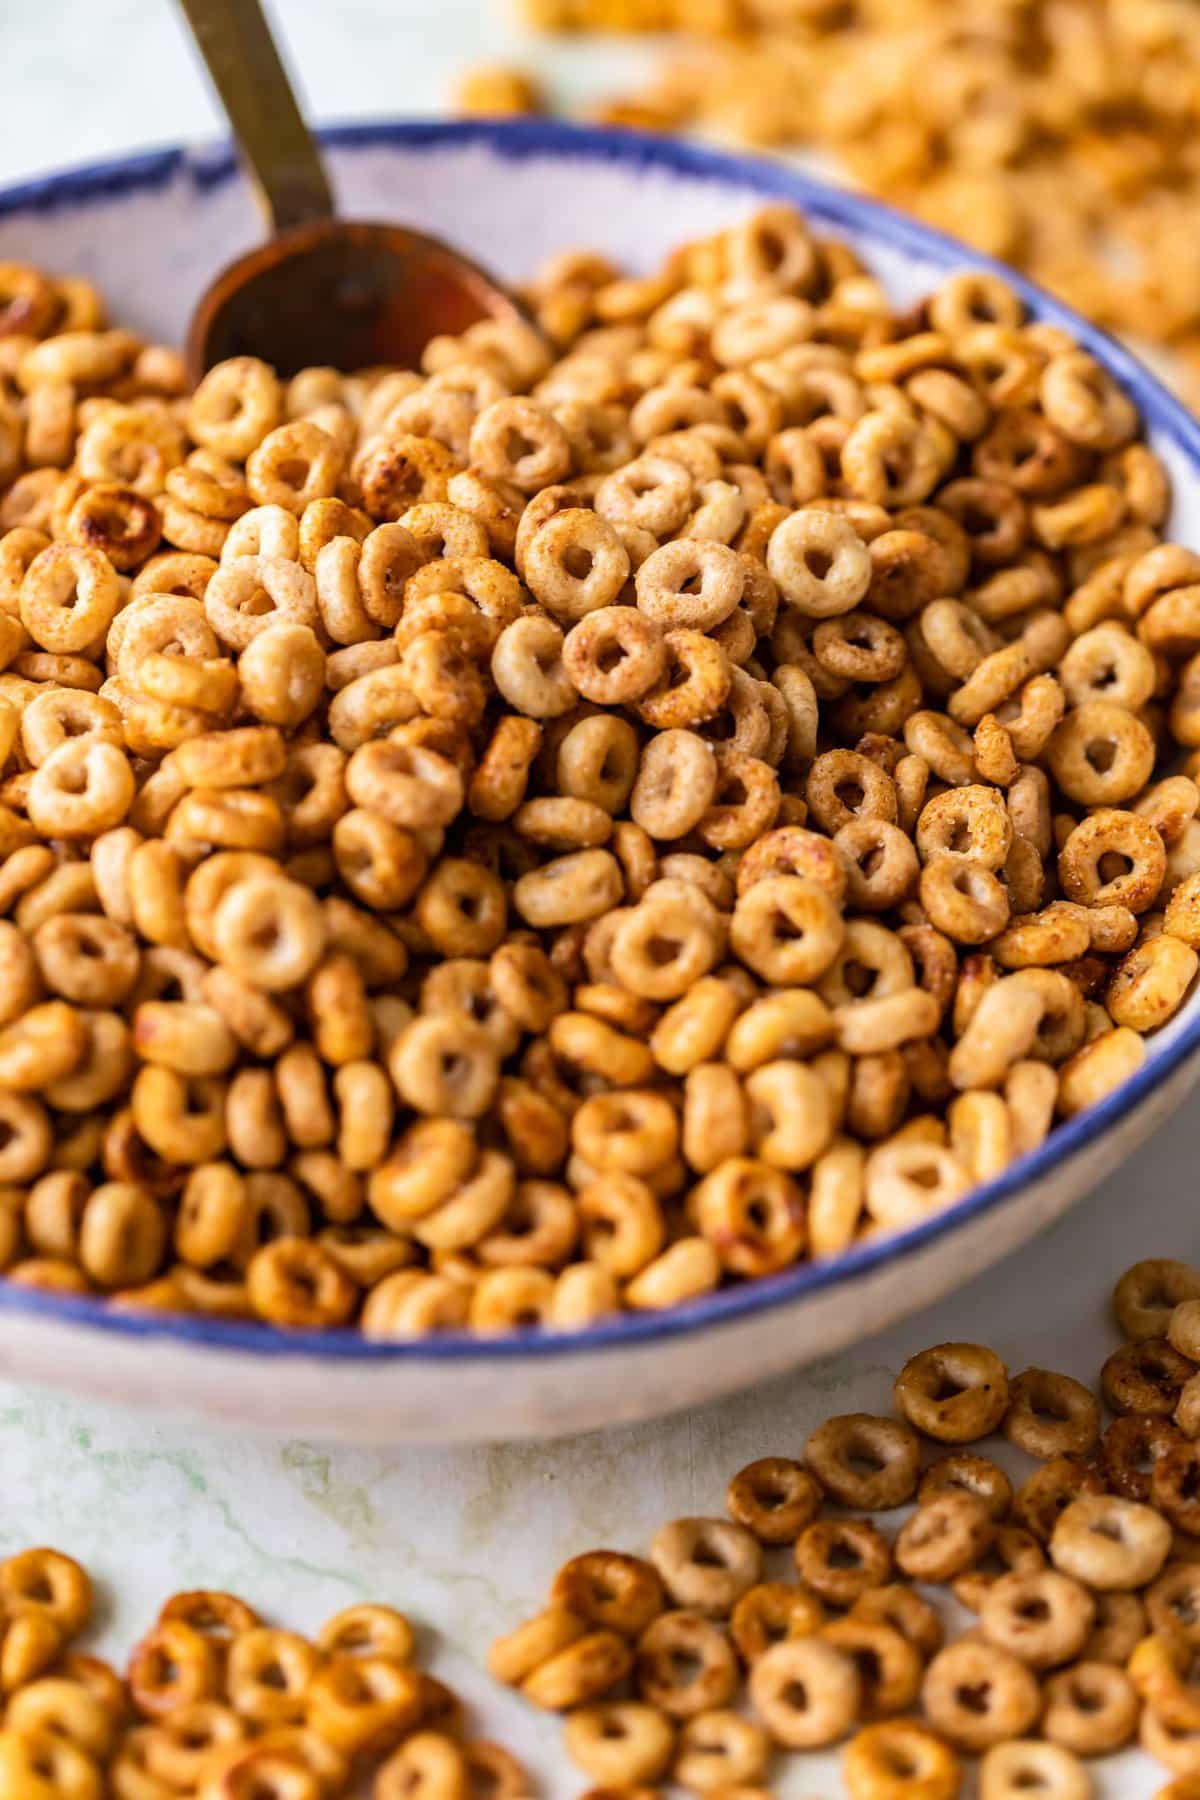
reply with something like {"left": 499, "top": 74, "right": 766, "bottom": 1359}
{"left": 0, "top": 207, "right": 1197, "bottom": 1339}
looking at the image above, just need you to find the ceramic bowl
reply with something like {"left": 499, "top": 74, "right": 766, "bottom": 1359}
{"left": 1, "top": 119, "right": 1198, "bottom": 1442}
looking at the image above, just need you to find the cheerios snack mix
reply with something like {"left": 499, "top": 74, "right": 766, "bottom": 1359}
{"left": 0, "top": 209, "right": 1198, "bottom": 1339}
{"left": 0, "top": 1548, "right": 532, "bottom": 1796}
{"left": 506, "top": 0, "right": 1200, "bottom": 388}
{"left": 492, "top": 1255, "right": 1200, "bottom": 1798}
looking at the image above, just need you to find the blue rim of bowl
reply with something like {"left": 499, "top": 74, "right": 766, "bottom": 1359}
{"left": 1, "top": 115, "right": 1199, "bottom": 1362}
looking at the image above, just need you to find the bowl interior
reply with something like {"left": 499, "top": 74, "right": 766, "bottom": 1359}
{"left": 1, "top": 118, "right": 1199, "bottom": 1365}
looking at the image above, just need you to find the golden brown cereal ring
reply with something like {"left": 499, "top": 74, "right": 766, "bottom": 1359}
{"left": 748, "top": 1634, "right": 861, "bottom": 1748}
{"left": 726, "top": 1458, "right": 823, "bottom": 1545}
{"left": 804, "top": 1413, "right": 920, "bottom": 1509}
{"left": 794, "top": 1518, "right": 893, "bottom": 1608}
{"left": 1004, "top": 1368, "right": 1100, "bottom": 1460}
{"left": 894, "top": 1343, "right": 1009, "bottom": 1442}
{"left": 844, "top": 1720, "right": 962, "bottom": 1800}
{"left": 921, "top": 1639, "right": 1040, "bottom": 1751}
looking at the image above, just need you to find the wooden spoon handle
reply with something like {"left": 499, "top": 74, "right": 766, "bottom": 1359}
{"left": 176, "top": 0, "right": 334, "bottom": 233}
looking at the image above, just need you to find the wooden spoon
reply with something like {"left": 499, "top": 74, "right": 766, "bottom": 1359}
{"left": 177, "top": 0, "right": 522, "bottom": 379}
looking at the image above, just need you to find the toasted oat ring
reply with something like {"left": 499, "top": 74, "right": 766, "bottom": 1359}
{"left": 979, "top": 1741, "right": 1091, "bottom": 1800}
{"left": 794, "top": 1519, "right": 892, "bottom": 1608}
{"left": 1153, "top": 1439, "right": 1200, "bottom": 1536}
{"left": 768, "top": 508, "right": 871, "bottom": 618}
{"left": 1102, "top": 1338, "right": 1194, "bottom": 1418}
{"left": 648, "top": 1518, "right": 762, "bottom": 1618}
{"left": 1101, "top": 1416, "right": 1183, "bottom": 1504}
{"left": 1052, "top": 1493, "right": 1171, "bottom": 1592}
{"left": 203, "top": 553, "right": 319, "bottom": 651}
{"left": 524, "top": 508, "right": 631, "bottom": 623}
{"left": 730, "top": 873, "right": 844, "bottom": 986}
{"left": 1003, "top": 1367, "right": 1100, "bottom": 1460}
{"left": 563, "top": 606, "right": 665, "bottom": 705}
{"left": 729, "top": 1581, "right": 826, "bottom": 1663}
{"left": 637, "top": 627, "right": 731, "bottom": 728}
{"left": 726, "top": 1458, "right": 823, "bottom": 1545}
{"left": 894, "top": 1342, "right": 1010, "bottom": 1442}
{"left": 634, "top": 1609, "right": 737, "bottom": 1721}
{"left": 0, "top": 1547, "right": 92, "bottom": 1636}
{"left": 160, "top": 1588, "right": 261, "bottom": 1643}
{"left": 128, "top": 1618, "right": 221, "bottom": 1718}
{"left": 1115, "top": 1259, "right": 1200, "bottom": 1341}
{"left": 596, "top": 450, "right": 694, "bottom": 535}
{"left": 636, "top": 538, "right": 744, "bottom": 632}
{"left": 918, "top": 1452, "right": 1013, "bottom": 1523}
{"left": 921, "top": 1639, "right": 1040, "bottom": 1752}
{"left": 210, "top": 876, "right": 327, "bottom": 992}
{"left": 551, "top": 1553, "right": 664, "bottom": 1639}
{"left": 20, "top": 542, "right": 120, "bottom": 652}
{"left": 561, "top": 1700, "right": 674, "bottom": 1788}
{"left": 1146, "top": 1564, "right": 1200, "bottom": 1647}
{"left": 1058, "top": 809, "right": 1166, "bottom": 914}
{"left": 1130, "top": 1631, "right": 1200, "bottom": 1733}
{"left": 1041, "top": 1659, "right": 1139, "bottom": 1755}
{"left": 850, "top": 1583, "right": 944, "bottom": 1662}
{"left": 1013, "top": 1456, "right": 1105, "bottom": 1544}
{"left": 804, "top": 1413, "right": 920, "bottom": 1509}
{"left": 748, "top": 1635, "right": 861, "bottom": 1749}
{"left": 952, "top": 1523, "right": 1048, "bottom": 1615}
{"left": 844, "top": 1720, "right": 961, "bottom": 1800}
{"left": 822, "top": 1616, "right": 922, "bottom": 1721}
{"left": 979, "top": 1568, "right": 1095, "bottom": 1670}
{"left": 895, "top": 1492, "right": 994, "bottom": 1584}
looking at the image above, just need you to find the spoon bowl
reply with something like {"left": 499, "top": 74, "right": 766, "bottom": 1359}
{"left": 186, "top": 216, "right": 524, "bottom": 379}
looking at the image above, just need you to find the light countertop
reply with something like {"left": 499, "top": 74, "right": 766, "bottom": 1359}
{"left": 0, "top": 6, "right": 1192, "bottom": 1792}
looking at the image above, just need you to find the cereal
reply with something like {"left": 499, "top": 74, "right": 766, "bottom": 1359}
{"left": 729, "top": 1581, "right": 825, "bottom": 1664}
{"left": 921, "top": 1639, "right": 1042, "bottom": 1752}
{"left": 0, "top": 217, "right": 1190, "bottom": 1347}
{"left": 527, "top": 1, "right": 1200, "bottom": 396}
{"left": 804, "top": 1413, "right": 920, "bottom": 1510}
{"left": 919, "top": 1452, "right": 1013, "bottom": 1523}
{"left": 1051, "top": 1494, "right": 1172, "bottom": 1590}
{"left": 978, "top": 1569, "right": 1095, "bottom": 1669}
{"left": 1013, "top": 1451, "right": 1101, "bottom": 1547}
{"left": 726, "top": 1457, "right": 822, "bottom": 1545}
{"left": 563, "top": 1700, "right": 674, "bottom": 1786}
{"left": 487, "top": 1241, "right": 1200, "bottom": 1790}
{"left": 748, "top": 1635, "right": 861, "bottom": 1748}
{"left": 980, "top": 1741, "right": 1091, "bottom": 1800}
{"left": 894, "top": 1342, "right": 1010, "bottom": 1443}
{"left": 846, "top": 1720, "right": 961, "bottom": 1800}
{"left": 635, "top": 1611, "right": 736, "bottom": 1719}
{"left": 1043, "top": 1660, "right": 1140, "bottom": 1755}
{"left": 894, "top": 1492, "right": 994, "bottom": 1583}
{"left": 794, "top": 1518, "right": 892, "bottom": 1608}
{"left": 0, "top": 1548, "right": 529, "bottom": 1798}
{"left": 1004, "top": 1368, "right": 1101, "bottom": 1460}
{"left": 648, "top": 1519, "right": 762, "bottom": 1618}
{"left": 674, "top": 1707, "right": 768, "bottom": 1790}
{"left": 1115, "top": 1261, "right": 1200, "bottom": 1343}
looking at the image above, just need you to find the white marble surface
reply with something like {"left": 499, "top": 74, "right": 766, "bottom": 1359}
{"left": 0, "top": 6, "right": 1193, "bottom": 1792}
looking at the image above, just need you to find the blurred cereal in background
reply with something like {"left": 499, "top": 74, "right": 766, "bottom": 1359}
{"left": 454, "top": 62, "right": 547, "bottom": 116}
{"left": 479, "top": 1, "right": 1200, "bottom": 402}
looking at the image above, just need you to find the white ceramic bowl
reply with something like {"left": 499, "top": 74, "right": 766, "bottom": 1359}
{"left": 2, "top": 119, "right": 1198, "bottom": 1442}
